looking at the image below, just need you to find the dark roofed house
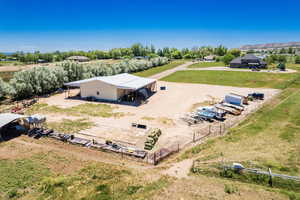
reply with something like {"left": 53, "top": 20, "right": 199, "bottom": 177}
{"left": 230, "top": 54, "right": 267, "bottom": 69}
{"left": 67, "top": 56, "right": 90, "bottom": 62}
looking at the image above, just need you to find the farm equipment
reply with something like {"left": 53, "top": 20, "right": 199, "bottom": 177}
{"left": 197, "top": 106, "right": 226, "bottom": 121}
{"left": 27, "top": 128, "right": 53, "bottom": 139}
{"left": 22, "top": 99, "right": 37, "bottom": 108}
{"left": 215, "top": 104, "right": 241, "bottom": 116}
{"left": 197, "top": 110, "right": 215, "bottom": 122}
{"left": 144, "top": 128, "right": 162, "bottom": 150}
{"left": 132, "top": 123, "right": 147, "bottom": 129}
{"left": 229, "top": 93, "right": 249, "bottom": 105}
{"left": 181, "top": 113, "right": 204, "bottom": 125}
{"left": 248, "top": 93, "right": 264, "bottom": 100}
{"left": 222, "top": 102, "right": 244, "bottom": 111}
{"left": 224, "top": 94, "right": 245, "bottom": 106}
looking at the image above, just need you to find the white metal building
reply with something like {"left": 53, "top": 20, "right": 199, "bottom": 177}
{"left": 64, "top": 73, "right": 157, "bottom": 101}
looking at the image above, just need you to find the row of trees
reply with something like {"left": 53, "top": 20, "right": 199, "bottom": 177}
{"left": 2, "top": 57, "right": 169, "bottom": 99}
{"left": 1, "top": 44, "right": 232, "bottom": 64}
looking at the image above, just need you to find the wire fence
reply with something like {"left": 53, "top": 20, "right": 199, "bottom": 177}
{"left": 145, "top": 143, "right": 180, "bottom": 165}
{"left": 192, "top": 102, "right": 265, "bottom": 142}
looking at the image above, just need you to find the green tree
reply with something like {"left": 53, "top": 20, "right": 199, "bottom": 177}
{"left": 214, "top": 45, "right": 227, "bottom": 56}
{"left": 295, "top": 55, "right": 300, "bottom": 64}
{"left": 171, "top": 50, "right": 182, "bottom": 59}
{"left": 228, "top": 49, "right": 241, "bottom": 57}
{"left": 131, "top": 43, "right": 143, "bottom": 56}
{"left": 222, "top": 53, "right": 235, "bottom": 65}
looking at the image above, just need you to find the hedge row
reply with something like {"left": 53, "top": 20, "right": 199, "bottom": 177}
{"left": 2, "top": 57, "right": 169, "bottom": 99}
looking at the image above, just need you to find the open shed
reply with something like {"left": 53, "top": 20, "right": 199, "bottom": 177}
{"left": 64, "top": 73, "right": 157, "bottom": 103}
{"left": 0, "top": 113, "right": 27, "bottom": 141}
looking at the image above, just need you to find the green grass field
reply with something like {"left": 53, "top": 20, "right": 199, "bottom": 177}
{"left": 187, "top": 62, "right": 224, "bottom": 68}
{"left": 0, "top": 61, "right": 23, "bottom": 67}
{"left": 0, "top": 143, "right": 171, "bottom": 199}
{"left": 133, "top": 60, "right": 186, "bottom": 77}
{"left": 162, "top": 70, "right": 300, "bottom": 89}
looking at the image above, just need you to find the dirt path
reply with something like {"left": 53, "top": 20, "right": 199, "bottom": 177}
{"left": 162, "top": 159, "right": 194, "bottom": 178}
{"left": 149, "top": 61, "right": 195, "bottom": 79}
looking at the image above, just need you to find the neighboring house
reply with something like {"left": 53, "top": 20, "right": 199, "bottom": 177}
{"left": 134, "top": 56, "right": 150, "bottom": 60}
{"left": 37, "top": 59, "right": 47, "bottom": 63}
{"left": 64, "top": 73, "right": 157, "bottom": 103}
{"left": 230, "top": 54, "right": 267, "bottom": 68}
{"left": 203, "top": 55, "right": 215, "bottom": 62}
{"left": 67, "top": 56, "right": 90, "bottom": 62}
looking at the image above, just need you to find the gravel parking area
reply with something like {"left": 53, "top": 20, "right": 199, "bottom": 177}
{"left": 40, "top": 81, "right": 279, "bottom": 150}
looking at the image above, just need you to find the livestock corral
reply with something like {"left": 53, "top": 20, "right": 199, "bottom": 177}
{"left": 4, "top": 80, "right": 277, "bottom": 164}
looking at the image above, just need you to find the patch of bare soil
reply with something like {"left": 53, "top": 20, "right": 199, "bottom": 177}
{"left": 162, "top": 159, "right": 193, "bottom": 179}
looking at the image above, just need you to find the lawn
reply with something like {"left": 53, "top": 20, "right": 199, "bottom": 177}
{"left": 162, "top": 70, "right": 300, "bottom": 89}
{"left": 47, "top": 118, "right": 94, "bottom": 133}
{"left": 133, "top": 60, "right": 186, "bottom": 77}
{"left": 187, "top": 62, "right": 224, "bottom": 68}
{"left": 26, "top": 103, "right": 125, "bottom": 118}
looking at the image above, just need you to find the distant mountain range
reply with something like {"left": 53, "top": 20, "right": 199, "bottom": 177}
{"left": 240, "top": 42, "right": 300, "bottom": 50}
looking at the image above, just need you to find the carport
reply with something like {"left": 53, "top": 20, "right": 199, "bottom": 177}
{"left": 0, "top": 113, "right": 27, "bottom": 141}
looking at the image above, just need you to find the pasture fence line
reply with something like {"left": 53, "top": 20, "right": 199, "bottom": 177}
{"left": 145, "top": 143, "right": 180, "bottom": 165}
{"left": 192, "top": 102, "right": 265, "bottom": 143}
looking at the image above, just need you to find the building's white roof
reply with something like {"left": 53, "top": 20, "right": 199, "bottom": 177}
{"left": 0, "top": 113, "right": 26, "bottom": 129}
{"left": 64, "top": 73, "right": 156, "bottom": 90}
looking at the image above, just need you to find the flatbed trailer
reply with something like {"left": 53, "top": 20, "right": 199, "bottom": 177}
{"left": 215, "top": 104, "right": 241, "bottom": 115}
{"left": 222, "top": 102, "right": 244, "bottom": 111}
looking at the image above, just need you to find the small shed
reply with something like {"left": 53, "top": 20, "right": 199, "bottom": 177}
{"left": 67, "top": 56, "right": 90, "bottom": 62}
{"left": 64, "top": 73, "right": 157, "bottom": 103}
{"left": 0, "top": 113, "right": 27, "bottom": 141}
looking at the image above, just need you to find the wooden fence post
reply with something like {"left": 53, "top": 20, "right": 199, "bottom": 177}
{"left": 193, "top": 132, "right": 195, "bottom": 142}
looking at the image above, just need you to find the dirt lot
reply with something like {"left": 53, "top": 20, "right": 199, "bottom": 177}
{"left": 39, "top": 81, "right": 279, "bottom": 151}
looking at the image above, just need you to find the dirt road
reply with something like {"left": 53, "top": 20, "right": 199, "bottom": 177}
{"left": 150, "top": 61, "right": 195, "bottom": 79}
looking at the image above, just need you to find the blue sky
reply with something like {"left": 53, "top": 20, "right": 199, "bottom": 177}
{"left": 0, "top": 0, "right": 300, "bottom": 52}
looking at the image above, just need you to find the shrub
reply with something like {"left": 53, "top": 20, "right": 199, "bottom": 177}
{"left": 295, "top": 56, "right": 300, "bottom": 64}
{"left": 224, "top": 184, "right": 239, "bottom": 194}
{"left": 0, "top": 77, "right": 12, "bottom": 99}
{"left": 222, "top": 53, "right": 235, "bottom": 65}
{"left": 9, "top": 66, "right": 66, "bottom": 99}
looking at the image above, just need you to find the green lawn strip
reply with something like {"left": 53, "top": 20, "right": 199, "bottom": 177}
{"left": 26, "top": 103, "right": 125, "bottom": 118}
{"left": 0, "top": 158, "right": 52, "bottom": 199}
{"left": 188, "top": 62, "right": 224, "bottom": 68}
{"left": 161, "top": 70, "right": 300, "bottom": 89}
{"left": 46, "top": 118, "right": 94, "bottom": 133}
{"left": 133, "top": 60, "right": 186, "bottom": 77}
{"left": 0, "top": 61, "right": 23, "bottom": 66}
